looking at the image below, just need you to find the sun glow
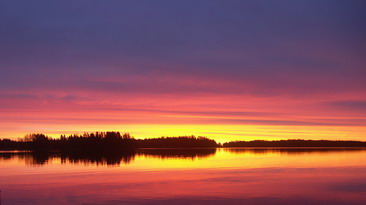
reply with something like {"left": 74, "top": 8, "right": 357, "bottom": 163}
{"left": 3, "top": 123, "right": 365, "bottom": 143}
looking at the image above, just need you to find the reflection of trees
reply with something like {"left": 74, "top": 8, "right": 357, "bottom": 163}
{"left": 137, "top": 148, "right": 217, "bottom": 160}
{"left": 0, "top": 148, "right": 217, "bottom": 166}
{"left": 30, "top": 151, "right": 51, "bottom": 164}
{"left": 0, "top": 152, "right": 136, "bottom": 166}
{"left": 224, "top": 147, "right": 366, "bottom": 155}
{"left": 1, "top": 147, "right": 366, "bottom": 166}
{"left": 0, "top": 152, "right": 51, "bottom": 165}
{"left": 60, "top": 151, "right": 136, "bottom": 166}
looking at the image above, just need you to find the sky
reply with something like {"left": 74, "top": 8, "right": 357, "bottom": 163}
{"left": 0, "top": 0, "right": 366, "bottom": 142}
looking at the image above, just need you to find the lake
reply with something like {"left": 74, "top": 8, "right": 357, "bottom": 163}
{"left": 1, "top": 148, "right": 366, "bottom": 205}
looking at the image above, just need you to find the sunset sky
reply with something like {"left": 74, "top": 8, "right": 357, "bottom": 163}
{"left": 1, "top": 1, "right": 365, "bottom": 142}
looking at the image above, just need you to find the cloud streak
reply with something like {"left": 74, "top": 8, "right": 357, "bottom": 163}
{"left": 0, "top": 1, "right": 365, "bottom": 140}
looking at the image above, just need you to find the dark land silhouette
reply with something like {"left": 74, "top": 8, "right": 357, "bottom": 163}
{"left": 1, "top": 132, "right": 366, "bottom": 155}
{"left": 223, "top": 139, "right": 366, "bottom": 147}
{"left": 137, "top": 137, "right": 217, "bottom": 148}
{"left": 0, "top": 132, "right": 218, "bottom": 152}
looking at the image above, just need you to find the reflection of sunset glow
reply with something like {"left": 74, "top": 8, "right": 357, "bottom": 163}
{"left": 2, "top": 123, "right": 366, "bottom": 143}
{"left": 3, "top": 148, "right": 366, "bottom": 171}
{"left": 1, "top": 149, "right": 366, "bottom": 204}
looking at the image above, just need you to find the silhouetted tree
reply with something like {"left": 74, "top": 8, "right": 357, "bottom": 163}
{"left": 24, "top": 133, "right": 49, "bottom": 150}
{"left": 223, "top": 139, "right": 366, "bottom": 147}
{"left": 137, "top": 136, "right": 218, "bottom": 148}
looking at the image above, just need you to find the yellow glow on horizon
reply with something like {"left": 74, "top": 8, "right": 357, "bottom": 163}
{"left": 2, "top": 123, "right": 366, "bottom": 143}
{"left": 136, "top": 148, "right": 366, "bottom": 170}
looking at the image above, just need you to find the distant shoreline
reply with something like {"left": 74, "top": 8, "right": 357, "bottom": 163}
{"left": 1, "top": 132, "right": 366, "bottom": 151}
{"left": 222, "top": 140, "right": 366, "bottom": 147}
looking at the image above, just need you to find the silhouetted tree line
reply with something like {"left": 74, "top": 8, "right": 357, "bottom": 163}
{"left": 0, "top": 138, "right": 27, "bottom": 150}
{"left": 137, "top": 136, "right": 218, "bottom": 148}
{"left": 0, "top": 132, "right": 218, "bottom": 153}
{"left": 223, "top": 139, "right": 366, "bottom": 147}
{"left": 2, "top": 134, "right": 366, "bottom": 154}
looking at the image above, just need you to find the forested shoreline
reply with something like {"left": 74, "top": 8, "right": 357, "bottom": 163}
{"left": 1, "top": 132, "right": 366, "bottom": 152}
{"left": 223, "top": 139, "right": 366, "bottom": 147}
{"left": 0, "top": 132, "right": 218, "bottom": 152}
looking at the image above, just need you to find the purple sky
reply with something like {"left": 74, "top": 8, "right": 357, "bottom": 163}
{"left": 0, "top": 0, "right": 366, "bottom": 141}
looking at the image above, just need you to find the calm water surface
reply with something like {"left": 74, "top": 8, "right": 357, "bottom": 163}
{"left": 1, "top": 148, "right": 366, "bottom": 205}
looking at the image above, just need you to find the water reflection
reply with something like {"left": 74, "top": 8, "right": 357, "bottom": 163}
{"left": 225, "top": 147, "right": 366, "bottom": 155}
{"left": 0, "top": 148, "right": 217, "bottom": 166}
{"left": 1, "top": 148, "right": 366, "bottom": 205}
{"left": 1, "top": 147, "right": 365, "bottom": 166}
{"left": 137, "top": 148, "right": 216, "bottom": 159}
